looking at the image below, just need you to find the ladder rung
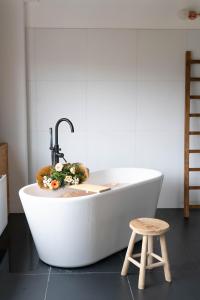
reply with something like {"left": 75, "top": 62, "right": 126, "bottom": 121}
{"left": 189, "top": 113, "right": 200, "bottom": 117}
{"left": 189, "top": 168, "right": 200, "bottom": 171}
{"left": 189, "top": 149, "right": 200, "bottom": 153}
{"left": 190, "top": 60, "right": 200, "bottom": 64}
{"left": 190, "top": 77, "right": 200, "bottom": 81}
{"left": 189, "top": 204, "right": 200, "bottom": 208}
{"left": 190, "top": 95, "right": 200, "bottom": 99}
{"left": 189, "top": 131, "right": 200, "bottom": 135}
{"left": 189, "top": 186, "right": 200, "bottom": 190}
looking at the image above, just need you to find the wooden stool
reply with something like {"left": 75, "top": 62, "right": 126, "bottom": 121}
{"left": 121, "top": 218, "right": 172, "bottom": 289}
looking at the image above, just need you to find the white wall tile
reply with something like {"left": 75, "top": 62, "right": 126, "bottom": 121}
{"left": 86, "top": 81, "right": 137, "bottom": 132}
{"left": 26, "top": 29, "right": 36, "bottom": 81}
{"left": 27, "top": 28, "right": 200, "bottom": 207}
{"left": 189, "top": 190, "right": 200, "bottom": 205}
{"left": 189, "top": 135, "right": 200, "bottom": 150}
{"left": 27, "top": 81, "right": 37, "bottom": 131}
{"left": 135, "top": 131, "right": 184, "bottom": 207}
{"left": 186, "top": 31, "right": 200, "bottom": 78}
{"left": 28, "top": 130, "right": 38, "bottom": 183}
{"left": 57, "top": 131, "right": 87, "bottom": 164}
{"left": 87, "top": 29, "right": 137, "bottom": 80}
{"left": 35, "top": 29, "right": 87, "bottom": 80}
{"left": 86, "top": 132, "right": 135, "bottom": 171}
{"left": 35, "top": 81, "right": 86, "bottom": 132}
{"left": 136, "top": 81, "right": 184, "bottom": 131}
{"left": 137, "top": 30, "right": 186, "bottom": 81}
{"left": 186, "top": 30, "right": 200, "bottom": 59}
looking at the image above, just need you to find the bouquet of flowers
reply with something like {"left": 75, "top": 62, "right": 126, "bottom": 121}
{"left": 36, "top": 162, "right": 89, "bottom": 190}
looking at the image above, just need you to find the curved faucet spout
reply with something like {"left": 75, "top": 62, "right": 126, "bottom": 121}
{"left": 55, "top": 118, "right": 74, "bottom": 146}
{"left": 50, "top": 118, "right": 74, "bottom": 166}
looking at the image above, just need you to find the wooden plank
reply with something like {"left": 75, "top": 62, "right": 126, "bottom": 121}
{"left": 68, "top": 183, "right": 111, "bottom": 193}
{"left": 189, "top": 150, "right": 200, "bottom": 153}
{"left": 189, "top": 168, "right": 200, "bottom": 171}
{"left": 132, "top": 253, "right": 141, "bottom": 258}
{"left": 189, "top": 186, "right": 200, "bottom": 190}
{"left": 191, "top": 60, "right": 200, "bottom": 64}
{"left": 189, "top": 131, "right": 200, "bottom": 135}
{"left": 160, "top": 235, "right": 172, "bottom": 282}
{"left": 189, "top": 204, "right": 200, "bottom": 208}
{"left": 184, "top": 51, "right": 191, "bottom": 218}
{"left": 128, "top": 257, "right": 141, "bottom": 269}
{"left": 190, "top": 77, "right": 200, "bottom": 81}
{"left": 190, "top": 95, "right": 200, "bottom": 99}
{"left": 150, "top": 252, "right": 163, "bottom": 262}
{"left": 189, "top": 113, "right": 200, "bottom": 117}
{"left": 146, "top": 261, "right": 164, "bottom": 270}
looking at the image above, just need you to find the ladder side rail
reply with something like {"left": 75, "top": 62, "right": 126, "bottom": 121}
{"left": 184, "top": 51, "right": 191, "bottom": 218}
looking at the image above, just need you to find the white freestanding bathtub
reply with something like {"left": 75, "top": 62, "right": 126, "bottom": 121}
{"left": 19, "top": 168, "right": 163, "bottom": 268}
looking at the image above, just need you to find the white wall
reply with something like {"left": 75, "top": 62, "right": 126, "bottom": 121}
{"left": 0, "top": 0, "right": 28, "bottom": 212}
{"left": 27, "top": 0, "right": 200, "bottom": 29}
{"left": 26, "top": 28, "right": 200, "bottom": 208}
{"left": 1, "top": 0, "right": 200, "bottom": 212}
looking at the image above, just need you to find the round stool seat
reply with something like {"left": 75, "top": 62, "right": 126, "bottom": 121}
{"left": 130, "top": 218, "right": 169, "bottom": 236}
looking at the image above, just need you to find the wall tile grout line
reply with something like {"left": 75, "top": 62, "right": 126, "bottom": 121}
{"left": 44, "top": 266, "right": 51, "bottom": 300}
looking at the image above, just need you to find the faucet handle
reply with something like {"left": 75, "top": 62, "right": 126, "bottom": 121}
{"left": 57, "top": 152, "right": 67, "bottom": 163}
{"left": 49, "top": 128, "right": 54, "bottom": 166}
{"left": 49, "top": 128, "right": 53, "bottom": 150}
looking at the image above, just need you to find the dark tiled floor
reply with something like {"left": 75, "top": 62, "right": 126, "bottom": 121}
{"left": 0, "top": 209, "right": 200, "bottom": 300}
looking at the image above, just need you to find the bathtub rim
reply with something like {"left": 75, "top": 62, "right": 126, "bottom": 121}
{"left": 19, "top": 168, "right": 163, "bottom": 204}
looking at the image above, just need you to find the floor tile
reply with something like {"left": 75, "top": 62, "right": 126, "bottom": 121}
{"left": 0, "top": 273, "right": 47, "bottom": 300}
{"left": 128, "top": 271, "right": 199, "bottom": 300}
{"left": 51, "top": 252, "right": 123, "bottom": 274}
{"left": 0, "top": 214, "right": 49, "bottom": 274}
{"left": 0, "top": 251, "right": 49, "bottom": 275}
{"left": 1, "top": 209, "right": 200, "bottom": 300}
{"left": 46, "top": 274, "right": 132, "bottom": 300}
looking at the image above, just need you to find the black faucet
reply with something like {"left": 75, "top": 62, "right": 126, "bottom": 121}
{"left": 49, "top": 118, "right": 74, "bottom": 166}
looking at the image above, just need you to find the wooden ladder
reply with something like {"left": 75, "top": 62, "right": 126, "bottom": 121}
{"left": 184, "top": 51, "right": 200, "bottom": 218}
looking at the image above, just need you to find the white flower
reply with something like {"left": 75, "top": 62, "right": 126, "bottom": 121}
{"left": 55, "top": 163, "right": 63, "bottom": 172}
{"left": 47, "top": 182, "right": 51, "bottom": 188}
{"left": 70, "top": 166, "right": 76, "bottom": 175}
{"left": 43, "top": 176, "right": 47, "bottom": 180}
{"left": 47, "top": 178, "right": 52, "bottom": 183}
{"left": 64, "top": 175, "right": 73, "bottom": 183}
{"left": 74, "top": 177, "right": 79, "bottom": 185}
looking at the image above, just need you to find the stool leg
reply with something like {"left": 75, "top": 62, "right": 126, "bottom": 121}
{"left": 121, "top": 231, "right": 136, "bottom": 276}
{"left": 138, "top": 235, "right": 148, "bottom": 289}
{"left": 160, "top": 234, "right": 172, "bottom": 282}
{"left": 147, "top": 236, "right": 153, "bottom": 266}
